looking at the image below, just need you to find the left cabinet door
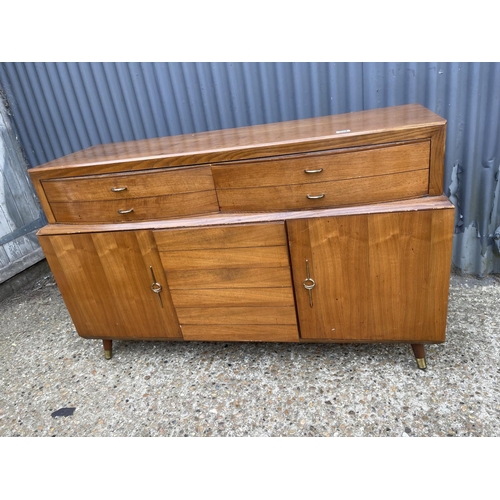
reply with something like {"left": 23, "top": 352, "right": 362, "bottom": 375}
{"left": 39, "top": 230, "right": 182, "bottom": 340}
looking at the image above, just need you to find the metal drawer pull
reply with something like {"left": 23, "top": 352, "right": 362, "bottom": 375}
{"left": 111, "top": 186, "right": 127, "bottom": 192}
{"left": 149, "top": 266, "right": 164, "bottom": 308}
{"left": 304, "top": 168, "right": 323, "bottom": 174}
{"left": 303, "top": 259, "right": 316, "bottom": 308}
{"left": 117, "top": 208, "right": 134, "bottom": 214}
{"left": 306, "top": 194, "right": 325, "bottom": 200}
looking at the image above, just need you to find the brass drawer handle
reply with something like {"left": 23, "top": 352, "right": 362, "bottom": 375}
{"left": 118, "top": 208, "right": 134, "bottom": 214}
{"left": 304, "top": 168, "right": 323, "bottom": 174}
{"left": 306, "top": 194, "right": 325, "bottom": 200}
{"left": 111, "top": 186, "right": 128, "bottom": 192}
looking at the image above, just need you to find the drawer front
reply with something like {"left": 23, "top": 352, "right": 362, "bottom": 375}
{"left": 216, "top": 169, "right": 429, "bottom": 212}
{"left": 179, "top": 325, "right": 299, "bottom": 342}
{"left": 213, "top": 140, "right": 430, "bottom": 211}
{"left": 42, "top": 166, "right": 219, "bottom": 223}
{"left": 42, "top": 166, "right": 215, "bottom": 202}
{"left": 49, "top": 190, "right": 219, "bottom": 223}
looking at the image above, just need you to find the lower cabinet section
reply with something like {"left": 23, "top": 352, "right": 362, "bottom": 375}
{"left": 39, "top": 202, "right": 455, "bottom": 363}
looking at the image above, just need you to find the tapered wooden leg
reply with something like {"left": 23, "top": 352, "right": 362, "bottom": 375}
{"left": 411, "top": 344, "right": 426, "bottom": 370}
{"left": 103, "top": 339, "right": 112, "bottom": 360}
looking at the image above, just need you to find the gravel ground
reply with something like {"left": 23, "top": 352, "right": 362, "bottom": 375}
{"left": 1, "top": 265, "right": 499, "bottom": 437}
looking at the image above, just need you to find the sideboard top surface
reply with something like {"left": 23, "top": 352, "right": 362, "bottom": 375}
{"left": 30, "top": 104, "right": 446, "bottom": 178}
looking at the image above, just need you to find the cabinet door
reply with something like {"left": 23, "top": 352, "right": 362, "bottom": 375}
{"left": 154, "top": 223, "right": 299, "bottom": 341}
{"left": 287, "top": 208, "right": 454, "bottom": 342}
{"left": 39, "top": 230, "right": 181, "bottom": 340}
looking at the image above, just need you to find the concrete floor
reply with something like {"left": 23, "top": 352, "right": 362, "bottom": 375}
{"left": 1, "top": 261, "right": 499, "bottom": 437}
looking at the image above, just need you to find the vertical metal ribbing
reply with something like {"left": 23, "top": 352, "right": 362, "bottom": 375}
{"left": 0, "top": 62, "right": 499, "bottom": 273}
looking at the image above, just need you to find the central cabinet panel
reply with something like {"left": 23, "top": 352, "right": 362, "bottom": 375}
{"left": 153, "top": 223, "right": 299, "bottom": 341}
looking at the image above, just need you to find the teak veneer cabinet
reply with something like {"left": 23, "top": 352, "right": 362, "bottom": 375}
{"left": 30, "top": 104, "right": 455, "bottom": 369}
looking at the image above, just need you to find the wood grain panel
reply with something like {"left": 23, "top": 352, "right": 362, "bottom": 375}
{"left": 31, "top": 177, "right": 56, "bottom": 223}
{"left": 39, "top": 234, "right": 118, "bottom": 338}
{"left": 287, "top": 207, "right": 454, "bottom": 342}
{"left": 166, "top": 267, "right": 293, "bottom": 290}
{"left": 159, "top": 246, "right": 290, "bottom": 271}
{"left": 427, "top": 208, "right": 455, "bottom": 337}
{"left": 170, "top": 287, "right": 295, "bottom": 308}
{"left": 42, "top": 166, "right": 215, "bottom": 202}
{"left": 287, "top": 215, "right": 371, "bottom": 341}
{"left": 366, "top": 212, "right": 432, "bottom": 340}
{"left": 216, "top": 169, "right": 429, "bottom": 212}
{"left": 50, "top": 190, "right": 219, "bottom": 223}
{"left": 213, "top": 140, "right": 430, "bottom": 189}
{"left": 154, "top": 222, "right": 286, "bottom": 252}
{"left": 429, "top": 125, "right": 446, "bottom": 195}
{"left": 29, "top": 104, "right": 445, "bottom": 180}
{"left": 39, "top": 231, "right": 181, "bottom": 339}
{"left": 180, "top": 324, "right": 299, "bottom": 342}
{"left": 176, "top": 306, "right": 297, "bottom": 325}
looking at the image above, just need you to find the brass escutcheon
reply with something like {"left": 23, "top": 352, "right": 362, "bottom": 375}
{"left": 149, "top": 266, "right": 164, "bottom": 308}
{"left": 303, "top": 259, "right": 315, "bottom": 307}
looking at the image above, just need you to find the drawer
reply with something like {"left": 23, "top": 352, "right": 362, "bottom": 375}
{"left": 48, "top": 190, "right": 219, "bottom": 223}
{"left": 42, "top": 166, "right": 219, "bottom": 223}
{"left": 179, "top": 325, "right": 299, "bottom": 342}
{"left": 42, "top": 166, "right": 215, "bottom": 202}
{"left": 155, "top": 223, "right": 291, "bottom": 271}
{"left": 213, "top": 140, "right": 430, "bottom": 211}
{"left": 216, "top": 169, "right": 430, "bottom": 212}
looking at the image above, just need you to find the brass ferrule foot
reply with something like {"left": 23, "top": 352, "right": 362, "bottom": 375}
{"left": 416, "top": 358, "right": 427, "bottom": 370}
{"left": 104, "top": 349, "right": 112, "bottom": 360}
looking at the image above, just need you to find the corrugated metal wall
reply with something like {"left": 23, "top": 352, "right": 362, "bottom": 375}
{"left": 0, "top": 62, "right": 499, "bottom": 276}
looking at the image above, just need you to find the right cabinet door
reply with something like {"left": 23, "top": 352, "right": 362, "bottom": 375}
{"left": 286, "top": 207, "right": 454, "bottom": 342}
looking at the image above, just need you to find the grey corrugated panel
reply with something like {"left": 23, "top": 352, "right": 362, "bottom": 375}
{"left": 0, "top": 91, "right": 45, "bottom": 282}
{"left": 0, "top": 62, "right": 499, "bottom": 275}
{"left": 448, "top": 63, "right": 500, "bottom": 275}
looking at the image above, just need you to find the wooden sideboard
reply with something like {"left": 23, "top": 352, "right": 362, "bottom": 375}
{"left": 29, "top": 104, "right": 455, "bottom": 369}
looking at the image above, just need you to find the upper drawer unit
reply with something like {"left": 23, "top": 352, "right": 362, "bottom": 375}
{"left": 212, "top": 140, "right": 431, "bottom": 212}
{"left": 41, "top": 166, "right": 219, "bottom": 223}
